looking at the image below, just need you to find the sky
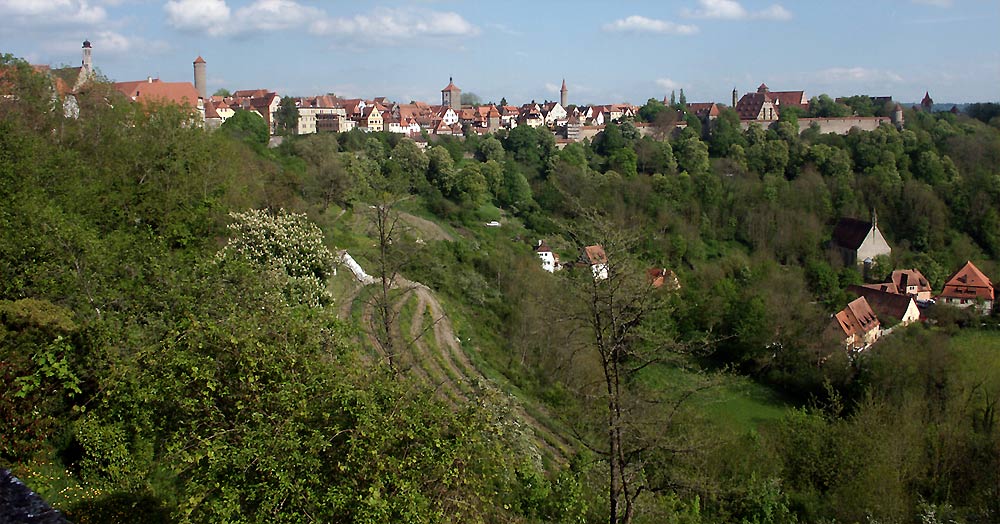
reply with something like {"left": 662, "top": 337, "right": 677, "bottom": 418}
{"left": 2, "top": 0, "right": 998, "bottom": 106}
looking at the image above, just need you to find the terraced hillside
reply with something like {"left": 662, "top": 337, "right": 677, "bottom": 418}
{"left": 335, "top": 268, "right": 575, "bottom": 465}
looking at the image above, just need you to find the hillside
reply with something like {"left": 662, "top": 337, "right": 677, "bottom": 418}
{"left": 3, "top": 56, "right": 1000, "bottom": 523}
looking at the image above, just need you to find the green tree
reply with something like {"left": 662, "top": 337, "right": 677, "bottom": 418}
{"left": 675, "top": 136, "right": 710, "bottom": 175}
{"left": 212, "top": 88, "right": 231, "bottom": 98}
{"left": 220, "top": 109, "right": 269, "bottom": 146}
{"left": 274, "top": 96, "right": 300, "bottom": 135}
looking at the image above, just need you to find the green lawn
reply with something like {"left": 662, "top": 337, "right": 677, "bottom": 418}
{"left": 638, "top": 363, "right": 792, "bottom": 434}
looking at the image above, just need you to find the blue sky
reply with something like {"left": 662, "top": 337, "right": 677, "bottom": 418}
{"left": 2, "top": 0, "right": 998, "bottom": 105}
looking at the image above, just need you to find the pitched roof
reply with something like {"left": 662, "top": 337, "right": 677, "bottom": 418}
{"left": 193, "top": 56, "right": 206, "bottom": 64}
{"left": 686, "top": 102, "right": 719, "bottom": 119}
{"left": 534, "top": 241, "right": 552, "bottom": 253}
{"left": 583, "top": 245, "right": 607, "bottom": 266}
{"left": 442, "top": 78, "right": 460, "bottom": 92}
{"left": 862, "top": 282, "right": 900, "bottom": 294}
{"left": 834, "top": 296, "right": 880, "bottom": 338}
{"left": 831, "top": 217, "right": 874, "bottom": 250}
{"left": 939, "top": 261, "right": 994, "bottom": 301}
{"left": 771, "top": 91, "right": 808, "bottom": 109}
{"left": 847, "top": 285, "right": 917, "bottom": 323}
{"left": 113, "top": 79, "right": 201, "bottom": 109}
{"left": 890, "top": 269, "right": 932, "bottom": 295}
{"left": 735, "top": 91, "right": 774, "bottom": 120}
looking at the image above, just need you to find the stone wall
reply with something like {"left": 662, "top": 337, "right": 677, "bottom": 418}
{"left": 739, "top": 116, "right": 894, "bottom": 135}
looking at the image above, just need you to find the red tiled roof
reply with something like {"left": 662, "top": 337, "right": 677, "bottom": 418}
{"left": 583, "top": 245, "right": 607, "bottom": 265}
{"left": 193, "top": 56, "right": 206, "bottom": 64}
{"left": 862, "top": 282, "right": 900, "bottom": 294}
{"left": 686, "top": 102, "right": 719, "bottom": 118}
{"left": 113, "top": 79, "right": 200, "bottom": 109}
{"left": 847, "top": 285, "right": 917, "bottom": 323}
{"left": 834, "top": 296, "right": 880, "bottom": 338}
{"left": 890, "top": 269, "right": 932, "bottom": 296}
{"left": 938, "top": 261, "right": 994, "bottom": 301}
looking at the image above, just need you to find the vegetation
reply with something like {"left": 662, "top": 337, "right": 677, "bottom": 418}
{"left": 3, "top": 53, "right": 1000, "bottom": 523}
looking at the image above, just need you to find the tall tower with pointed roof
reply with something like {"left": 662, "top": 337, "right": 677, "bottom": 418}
{"left": 193, "top": 56, "right": 207, "bottom": 99}
{"left": 442, "top": 77, "right": 461, "bottom": 111}
{"left": 921, "top": 91, "right": 934, "bottom": 112}
{"left": 560, "top": 79, "right": 568, "bottom": 108}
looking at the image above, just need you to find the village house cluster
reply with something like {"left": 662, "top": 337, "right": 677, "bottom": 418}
{"left": 825, "top": 213, "right": 995, "bottom": 353}
{"left": 23, "top": 43, "right": 931, "bottom": 148}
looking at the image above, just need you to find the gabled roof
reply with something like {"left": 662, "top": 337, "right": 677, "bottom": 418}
{"left": 193, "top": 56, "right": 206, "bottom": 64}
{"left": 862, "top": 282, "right": 900, "bottom": 294}
{"left": 939, "top": 261, "right": 994, "bottom": 301}
{"left": 735, "top": 91, "right": 774, "bottom": 120}
{"left": 771, "top": 91, "right": 808, "bottom": 109}
{"left": 891, "top": 269, "right": 932, "bottom": 295}
{"left": 834, "top": 296, "right": 880, "bottom": 338}
{"left": 113, "top": 79, "right": 200, "bottom": 109}
{"left": 831, "top": 217, "right": 874, "bottom": 250}
{"left": 847, "top": 285, "right": 917, "bottom": 324}
{"left": 442, "top": 78, "right": 460, "bottom": 92}
{"left": 534, "top": 241, "right": 552, "bottom": 253}
{"left": 583, "top": 245, "right": 607, "bottom": 266}
{"left": 686, "top": 102, "right": 719, "bottom": 119}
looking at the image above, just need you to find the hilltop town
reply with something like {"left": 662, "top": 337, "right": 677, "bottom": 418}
{"left": 37, "top": 41, "right": 922, "bottom": 146}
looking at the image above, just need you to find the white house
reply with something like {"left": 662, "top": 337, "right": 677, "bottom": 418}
{"left": 542, "top": 102, "right": 567, "bottom": 126}
{"left": 534, "top": 241, "right": 559, "bottom": 273}
{"left": 582, "top": 245, "right": 609, "bottom": 281}
{"left": 831, "top": 211, "right": 891, "bottom": 266}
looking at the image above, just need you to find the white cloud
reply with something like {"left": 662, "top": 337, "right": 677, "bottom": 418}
{"left": 310, "top": 8, "right": 479, "bottom": 42}
{"left": 93, "top": 30, "right": 170, "bottom": 55}
{"left": 756, "top": 5, "right": 792, "bottom": 21}
{"left": 813, "top": 67, "right": 904, "bottom": 84}
{"left": 602, "top": 15, "right": 699, "bottom": 35}
{"left": 164, "top": 0, "right": 230, "bottom": 36}
{"left": 683, "top": 0, "right": 792, "bottom": 20}
{"left": 233, "top": 0, "right": 323, "bottom": 32}
{"left": 655, "top": 78, "right": 682, "bottom": 90}
{"left": 0, "top": 0, "right": 107, "bottom": 25}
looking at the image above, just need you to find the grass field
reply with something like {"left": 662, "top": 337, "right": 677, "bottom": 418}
{"left": 638, "top": 363, "right": 793, "bottom": 434}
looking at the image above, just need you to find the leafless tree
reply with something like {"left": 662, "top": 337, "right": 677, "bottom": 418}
{"left": 563, "top": 214, "right": 715, "bottom": 524}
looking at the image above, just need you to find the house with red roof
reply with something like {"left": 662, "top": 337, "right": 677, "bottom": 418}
{"left": 735, "top": 83, "right": 809, "bottom": 121}
{"left": 581, "top": 245, "right": 609, "bottom": 281}
{"left": 848, "top": 285, "right": 921, "bottom": 327}
{"left": 890, "top": 269, "right": 933, "bottom": 301}
{"left": 830, "top": 296, "right": 882, "bottom": 352}
{"left": 937, "top": 261, "right": 994, "bottom": 315}
{"left": 113, "top": 77, "right": 204, "bottom": 123}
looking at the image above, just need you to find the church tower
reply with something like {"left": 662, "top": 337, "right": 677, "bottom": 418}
{"left": 442, "top": 77, "right": 461, "bottom": 111}
{"left": 560, "top": 78, "right": 568, "bottom": 107}
{"left": 193, "top": 56, "right": 207, "bottom": 99}
{"left": 81, "top": 40, "right": 92, "bottom": 75}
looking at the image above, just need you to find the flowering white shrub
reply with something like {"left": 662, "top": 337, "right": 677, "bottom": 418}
{"left": 218, "top": 209, "right": 336, "bottom": 306}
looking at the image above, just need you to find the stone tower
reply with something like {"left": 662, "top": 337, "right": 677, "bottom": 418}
{"left": 560, "top": 78, "right": 568, "bottom": 107}
{"left": 442, "top": 77, "right": 461, "bottom": 111}
{"left": 81, "top": 40, "right": 92, "bottom": 74}
{"left": 891, "top": 103, "right": 904, "bottom": 130}
{"left": 921, "top": 91, "right": 934, "bottom": 112}
{"left": 193, "top": 56, "right": 207, "bottom": 99}
{"left": 732, "top": 87, "right": 737, "bottom": 108}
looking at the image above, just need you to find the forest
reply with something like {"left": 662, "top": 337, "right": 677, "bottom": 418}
{"left": 2, "top": 54, "right": 1000, "bottom": 523}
